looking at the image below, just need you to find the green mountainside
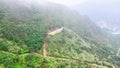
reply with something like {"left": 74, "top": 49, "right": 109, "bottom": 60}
{"left": 0, "top": 0, "right": 120, "bottom": 68}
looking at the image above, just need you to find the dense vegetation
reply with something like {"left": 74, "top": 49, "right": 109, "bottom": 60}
{"left": 0, "top": 0, "right": 120, "bottom": 68}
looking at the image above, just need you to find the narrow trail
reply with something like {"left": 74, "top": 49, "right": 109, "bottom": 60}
{"left": 112, "top": 65, "right": 115, "bottom": 68}
{"left": 117, "top": 48, "right": 120, "bottom": 56}
{"left": 46, "top": 56, "right": 81, "bottom": 62}
{"left": 2, "top": 50, "right": 115, "bottom": 68}
{"left": 46, "top": 56, "right": 116, "bottom": 68}
{"left": 47, "top": 56, "right": 71, "bottom": 61}
{"left": 0, "top": 28, "right": 3, "bottom": 37}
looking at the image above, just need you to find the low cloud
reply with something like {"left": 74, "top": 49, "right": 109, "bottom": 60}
{"left": 47, "top": 0, "right": 88, "bottom": 6}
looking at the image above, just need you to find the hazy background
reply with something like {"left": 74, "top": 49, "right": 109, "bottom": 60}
{"left": 46, "top": 0, "right": 120, "bottom": 34}
{"left": 1, "top": 0, "right": 120, "bottom": 33}
{"left": 47, "top": 0, "right": 120, "bottom": 26}
{"left": 5, "top": 0, "right": 120, "bottom": 26}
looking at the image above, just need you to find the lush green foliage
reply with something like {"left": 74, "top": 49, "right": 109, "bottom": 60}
{"left": 0, "top": 13, "right": 47, "bottom": 52}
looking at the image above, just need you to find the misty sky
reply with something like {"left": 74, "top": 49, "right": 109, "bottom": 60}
{"left": 48, "top": 0, "right": 120, "bottom": 26}
{"left": 4, "top": 0, "right": 119, "bottom": 26}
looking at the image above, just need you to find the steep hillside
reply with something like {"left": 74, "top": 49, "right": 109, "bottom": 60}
{"left": 0, "top": 0, "right": 120, "bottom": 68}
{"left": 0, "top": 0, "right": 107, "bottom": 45}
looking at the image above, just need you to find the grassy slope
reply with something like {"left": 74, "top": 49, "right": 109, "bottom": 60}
{"left": 47, "top": 28, "right": 114, "bottom": 67}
